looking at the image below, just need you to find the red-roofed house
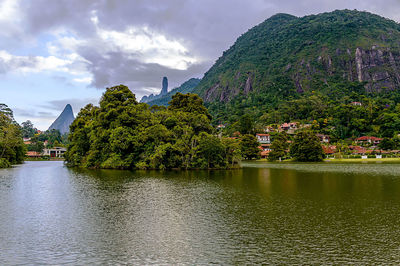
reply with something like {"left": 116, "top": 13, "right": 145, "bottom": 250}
{"left": 322, "top": 145, "right": 336, "bottom": 155}
{"left": 26, "top": 151, "right": 41, "bottom": 158}
{"left": 355, "top": 136, "right": 383, "bottom": 145}
{"left": 256, "top": 134, "right": 271, "bottom": 144}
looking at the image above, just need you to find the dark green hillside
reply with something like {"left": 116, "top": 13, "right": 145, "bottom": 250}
{"left": 147, "top": 78, "right": 201, "bottom": 106}
{"left": 193, "top": 10, "right": 400, "bottom": 122}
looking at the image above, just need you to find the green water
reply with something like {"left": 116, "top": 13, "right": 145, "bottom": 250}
{"left": 1, "top": 161, "right": 400, "bottom": 264}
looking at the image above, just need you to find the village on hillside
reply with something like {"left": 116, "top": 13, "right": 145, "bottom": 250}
{"left": 217, "top": 121, "right": 399, "bottom": 160}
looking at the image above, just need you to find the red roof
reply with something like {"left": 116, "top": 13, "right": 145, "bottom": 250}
{"left": 322, "top": 145, "right": 336, "bottom": 154}
{"left": 260, "top": 151, "right": 270, "bottom": 157}
{"left": 26, "top": 151, "right": 41, "bottom": 157}
{"left": 256, "top": 134, "right": 270, "bottom": 137}
{"left": 356, "top": 136, "right": 383, "bottom": 141}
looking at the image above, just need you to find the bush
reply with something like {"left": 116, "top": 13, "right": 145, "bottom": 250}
{"left": 0, "top": 158, "right": 11, "bottom": 168}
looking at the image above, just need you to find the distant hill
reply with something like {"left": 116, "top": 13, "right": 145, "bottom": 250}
{"left": 192, "top": 10, "right": 400, "bottom": 120}
{"left": 146, "top": 78, "right": 201, "bottom": 106}
{"left": 48, "top": 104, "right": 75, "bottom": 135}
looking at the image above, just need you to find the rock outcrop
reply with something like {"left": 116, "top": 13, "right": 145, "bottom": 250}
{"left": 48, "top": 104, "right": 75, "bottom": 135}
{"left": 141, "top": 77, "right": 169, "bottom": 103}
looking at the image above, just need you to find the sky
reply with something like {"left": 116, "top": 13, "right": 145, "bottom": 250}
{"left": 1, "top": 0, "right": 400, "bottom": 130}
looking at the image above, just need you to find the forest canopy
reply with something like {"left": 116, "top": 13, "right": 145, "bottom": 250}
{"left": 0, "top": 104, "right": 25, "bottom": 168}
{"left": 65, "top": 85, "right": 241, "bottom": 170}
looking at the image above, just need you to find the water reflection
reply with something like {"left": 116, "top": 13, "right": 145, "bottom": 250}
{"left": 1, "top": 161, "right": 400, "bottom": 264}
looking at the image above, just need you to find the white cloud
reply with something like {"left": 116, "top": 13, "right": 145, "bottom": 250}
{"left": 0, "top": 50, "right": 70, "bottom": 73}
{"left": 73, "top": 76, "right": 92, "bottom": 83}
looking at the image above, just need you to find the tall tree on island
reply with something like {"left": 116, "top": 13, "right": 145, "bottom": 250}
{"left": 240, "top": 134, "right": 260, "bottom": 160}
{"left": 290, "top": 131, "right": 324, "bottom": 162}
{"left": 268, "top": 132, "right": 289, "bottom": 161}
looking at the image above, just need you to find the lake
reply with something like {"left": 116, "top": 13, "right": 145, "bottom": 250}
{"left": 1, "top": 161, "right": 400, "bottom": 264}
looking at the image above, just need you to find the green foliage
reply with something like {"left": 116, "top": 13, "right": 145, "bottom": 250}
{"left": 0, "top": 104, "right": 25, "bottom": 167}
{"left": 268, "top": 132, "right": 289, "bottom": 161}
{"left": 379, "top": 138, "right": 396, "bottom": 150}
{"left": 66, "top": 85, "right": 239, "bottom": 170}
{"left": 21, "top": 120, "right": 37, "bottom": 138}
{"left": 238, "top": 114, "right": 255, "bottom": 135}
{"left": 191, "top": 10, "right": 400, "bottom": 127}
{"left": 27, "top": 141, "right": 44, "bottom": 153}
{"left": 290, "top": 131, "right": 324, "bottom": 162}
{"left": 240, "top": 134, "right": 260, "bottom": 160}
{"left": 0, "top": 158, "right": 11, "bottom": 168}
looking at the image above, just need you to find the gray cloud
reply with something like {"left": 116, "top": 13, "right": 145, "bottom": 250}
{"left": 8, "top": 0, "right": 400, "bottom": 98}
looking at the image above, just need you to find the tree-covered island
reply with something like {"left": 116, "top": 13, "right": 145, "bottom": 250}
{"left": 65, "top": 85, "right": 242, "bottom": 170}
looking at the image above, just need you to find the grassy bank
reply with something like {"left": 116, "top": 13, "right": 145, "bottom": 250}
{"left": 324, "top": 158, "right": 400, "bottom": 163}
{"left": 256, "top": 158, "right": 400, "bottom": 163}
{"left": 25, "top": 158, "right": 65, "bottom": 161}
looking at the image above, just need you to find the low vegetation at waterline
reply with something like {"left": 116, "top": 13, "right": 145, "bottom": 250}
{"left": 65, "top": 85, "right": 243, "bottom": 170}
{"left": 0, "top": 104, "right": 25, "bottom": 168}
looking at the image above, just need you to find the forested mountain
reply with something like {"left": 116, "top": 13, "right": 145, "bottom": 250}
{"left": 146, "top": 78, "right": 201, "bottom": 106}
{"left": 48, "top": 104, "right": 75, "bottom": 135}
{"left": 192, "top": 10, "right": 400, "bottom": 123}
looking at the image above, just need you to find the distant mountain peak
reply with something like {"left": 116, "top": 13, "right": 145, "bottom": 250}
{"left": 48, "top": 104, "right": 75, "bottom": 135}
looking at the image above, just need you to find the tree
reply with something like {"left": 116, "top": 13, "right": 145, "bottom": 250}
{"left": 21, "top": 120, "right": 36, "bottom": 138}
{"left": 238, "top": 114, "right": 254, "bottom": 135}
{"left": 240, "top": 134, "right": 260, "bottom": 160}
{"left": 290, "top": 131, "right": 324, "bottom": 162}
{"left": 0, "top": 103, "right": 25, "bottom": 167}
{"left": 268, "top": 132, "right": 289, "bottom": 161}
{"left": 379, "top": 138, "right": 395, "bottom": 150}
{"left": 194, "top": 132, "right": 226, "bottom": 169}
{"left": 65, "top": 86, "right": 232, "bottom": 170}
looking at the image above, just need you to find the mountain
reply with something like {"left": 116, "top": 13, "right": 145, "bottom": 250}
{"left": 141, "top": 77, "right": 169, "bottom": 103}
{"left": 146, "top": 78, "right": 201, "bottom": 106}
{"left": 192, "top": 10, "right": 400, "bottom": 120}
{"left": 48, "top": 104, "right": 75, "bottom": 134}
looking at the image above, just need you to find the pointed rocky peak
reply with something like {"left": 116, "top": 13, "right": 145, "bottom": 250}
{"left": 48, "top": 104, "right": 75, "bottom": 135}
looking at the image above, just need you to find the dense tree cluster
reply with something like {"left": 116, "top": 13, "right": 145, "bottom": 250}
{"left": 65, "top": 85, "right": 241, "bottom": 170}
{"left": 0, "top": 104, "right": 25, "bottom": 168}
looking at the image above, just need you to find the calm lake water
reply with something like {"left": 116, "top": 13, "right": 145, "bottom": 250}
{"left": 2, "top": 161, "right": 400, "bottom": 264}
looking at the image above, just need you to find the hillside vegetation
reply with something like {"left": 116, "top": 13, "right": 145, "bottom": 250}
{"left": 192, "top": 10, "right": 400, "bottom": 126}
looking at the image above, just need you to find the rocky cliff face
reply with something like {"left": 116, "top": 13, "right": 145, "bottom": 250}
{"left": 48, "top": 104, "right": 75, "bottom": 135}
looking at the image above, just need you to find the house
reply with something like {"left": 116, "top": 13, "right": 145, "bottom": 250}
{"left": 316, "top": 134, "right": 330, "bottom": 143}
{"left": 23, "top": 137, "right": 31, "bottom": 145}
{"left": 351, "top": 101, "right": 362, "bottom": 106}
{"left": 349, "top": 145, "right": 372, "bottom": 155}
{"left": 322, "top": 145, "right": 336, "bottom": 155}
{"left": 264, "top": 126, "right": 276, "bottom": 133}
{"left": 256, "top": 134, "right": 271, "bottom": 144}
{"left": 260, "top": 150, "right": 270, "bottom": 159}
{"left": 216, "top": 124, "right": 225, "bottom": 129}
{"left": 355, "top": 136, "right": 383, "bottom": 146}
{"left": 280, "top": 122, "right": 298, "bottom": 134}
{"left": 259, "top": 144, "right": 272, "bottom": 152}
{"left": 258, "top": 144, "right": 272, "bottom": 159}
{"left": 42, "top": 147, "right": 67, "bottom": 158}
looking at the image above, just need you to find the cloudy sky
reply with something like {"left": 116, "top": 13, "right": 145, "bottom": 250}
{"left": 1, "top": 0, "right": 400, "bottom": 129}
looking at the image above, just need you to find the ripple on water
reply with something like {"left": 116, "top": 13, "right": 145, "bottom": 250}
{"left": 1, "top": 161, "right": 400, "bottom": 264}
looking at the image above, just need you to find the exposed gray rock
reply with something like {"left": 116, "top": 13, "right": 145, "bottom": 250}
{"left": 48, "top": 104, "right": 75, "bottom": 135}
